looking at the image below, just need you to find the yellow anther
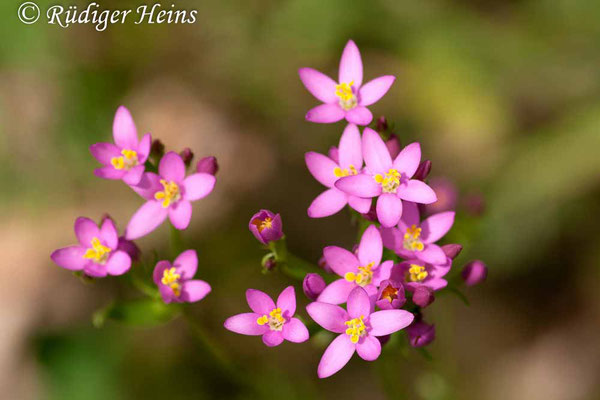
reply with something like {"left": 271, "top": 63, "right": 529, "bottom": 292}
{"left": 374, "top": 169, "right": 401, "bottom": 193}
{"left": 161, "top": 267, "right": 182, "bottom": 296}
{"left": 345, "top": 316, "right": 367, "bottom": 343}
{"left": 256, "top": 315, "right": 269, "bottom": 325}
{"left": 83, "top": 237, "right": 111, "bottom": 264}
{"left": 110, "top": 149, "right": 138, "bottom": 170}
{"left": 335, "top": 81, "right": 357, "bottom": 110}
{"left": 251, "top": 217, "right": 273, "bottom": 233}
{"left": 381, "top": 284, "right": 399, "bottom": 303}
{"left": 333, "top": 165, "right": 358, "bottom": 178}
{"left": 407, "top": 264, "right": 428, "bottom": 282}
{"left": 257, "top": 307, "right": 285, "bottom": 331}
{"left": 344, "top": 262, "right": 375, "bottom": 287}
{"left": 154, "top": 179, "right": 181, "bottom": 208}
{"left": 403, "top": 224, "right": 424, "bottom": 251}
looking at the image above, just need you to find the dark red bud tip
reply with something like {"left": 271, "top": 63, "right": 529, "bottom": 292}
{"left": 376, "top": 116, "right": 388, "bottom": 132}
{"left": 413, "top": 160, "right": 432, "bottom": 181}
{"left": 385, "top": 134, "right": 401, "bottom": 159}
{"left": 179, "top": 148, "right": 194, "bottom": 167}
{"left": 196, "top": 156, "right": 219, "bottom": 176}
{"left": 441, "top": 244, "right": 463, "bottom": 260}
{"left": 150, "top": 139, "right": 165, "bottom": 156}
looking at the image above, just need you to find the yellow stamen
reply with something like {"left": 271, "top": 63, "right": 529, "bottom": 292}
{"left": 256, "top": 307, "right": 285, "bottom": 331}
{"left": 333, "top": 164, "right": 358, "bottom": 178}
{"left": 403, "top": 225, "right": 424, "bottom": 251}
{"left": 154, "top": 179, "right": 181, "bottom": 208}
{"left": 344, "top": 262, "right": 375, "bottom": 287}
{"left": 345, "top": 316, "right": 367, "bottom": 344}
{"left": 161, "top": 267, "right": 182, "bottom": 296}
{"left": 407, "top": 264, "right": 428, "bottom": 282}
{"left": 251, "top": 217, "right": 273, "bottom": 233}
{"left": 335, "top": 81, "right": 357, "bottom": 111}
{"left": 110, "top": 149, "right": 138, "bottom": 170}
{"left": 381, "top": 284, "right": 399, "bottom": 303}
{"left": 83, "top": 237, "right": 111, "bottom": 264}
{"left": 374, "top": 169, "right": 401, "bottom": 193}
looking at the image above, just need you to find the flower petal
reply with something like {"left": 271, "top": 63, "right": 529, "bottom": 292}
{"left": 246, "top": 289, "right": 276, "bottom": 314}
{"left": 99, "top": 218, "right": 118, "bottom": 249}
{"left": 359, "top": 76, "right": 395, "bottom": 106}
{"left": 345, "top": 106, "right": 372, "bottom": 126}
{"left": 183, "top": 173, "right": 216, "bottom": 201}
{"left": 180, "top": 280, "right": 211, "bottom": 302}
{"left": 369, "top": 310, "right": 414, "bottom": 336}
{"left": 89, "top": 142, "right": 120, "bottom": 165}
{"left": 173, "top": 249, "right": 198, "bottom": 279}
{"left": 122, "top": 165, "right": 145, "bottom": 185}
{"left": 380, "top": 226, "right": 403, "bottom": 252}
{"left": 323, "top": 246, "right": 359, "bottom": 277}
{"left": 168, "top": 200, "right": 192, "bottom": 230}
{"left": 393, "top": 142, "right": 421, "bottom": 178}
{"left": 262, "top": 331, "right": 284, "bottom": 347}
{"left": 94, "top": 166, "right": 127, "bottom": 180}
{"left": 339, "top": 40, "right": 363, "bottom": 87}
{"left": 376, "top": 193, "right": 403, "bottom": 228}
{"left": 362, "top": 127, "right": 392, "bottom": 173}
{"left": 318, "top": 334, "right": 355, "bottom": 379}
{"left": 130, "top": 172, "right": 162, "bottom": 200}
{"left": 50, "top": 246, "right": 87, "bottom": 271}
{"left": 335, "top": 174, "right": 381, "bottom": 198}
{"left": 113, "top": 106, "right": 138, "bottom": 149}
{"left": 305, "top": 152, "right": 338, "bottom": 187}
{"left": 399, "top": 201, "right": 420, "bottom": 231}
{"left": 418, "top": 244, "right": 447, "bottom": 265}
{"left": 105, "top": 250, "right": 131, "bottom": 276}
{"left": 373, "top": 260, "right": 394, "bottom": 286}
{"left": 298, "top": 67, "right": 338, "bottom": 103}
{"left": 75, "top": 217, "right": 100, "bottom": 247}
{"left": 348, "top": 196, "right": 371, "bottom": 213}
{"left": 137, "top": 133, "right": 152, "bottom": 162}
{"left": 308, "top": 188, "right": 348, "bottom": 218}
{"left": 421, "top": 212, "right": 455, "bottom": 243}
{"left": 159, "top": 151, "right": 186, "bottom": 183}
{"left": 125, "top": 201, "right": 168, "bottom": 240}
{"left": 282, "top": 318, "right": 309, "bottom": 343}
{"left": 305, "top": 104, "right": 345, "bottom": 124}
{"left": 317, "top": 279, "right": 355, "bottom": 305}
{"left": 338, "top": 123, "right": 362, "bottom": 170}
{"left": 398, "top": 180, "right": 437, "bottom": 204}
{"left": 357, "top": 225, "right": 382, "bottom": 267}
{"left": 224, "top": 313, "right": 269, "bottom": 335}
{"left": 356, "top": 335, "right": 381, "bottom": 361}
{"left": 306, "top": 302, "right": 349, "bottom": 333}
{"left": 153, "top": 260, "right": 171, "bottom": 285}
{"left": 347, "top": 286, "right": 371, "bottom": 319}
{"left": 277, "top": 286, "right": 296, "bottom": 317}
{"left": 84, "top": 263, "right": 107, "bottom": 278}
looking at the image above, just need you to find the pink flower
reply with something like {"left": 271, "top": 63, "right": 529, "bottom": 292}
{"left": 224, "top": 286, "right": 309, "bottom": 347}
{"left": 406, "top": 320, "right": 435, "bottom": 347}
{"left": 153, "top": 250, "right": 211, "bottom": 304}
{"left": 89, "top": 106, "right": 151, "bottom": 185}
{"left": 335, "top": 128, "right": 437, "bottom": 227}
{"left": 248, "top": 210, "right": 283, "bottom": 244}
{"left": 375, "top": 279, "right": 406, "bottom": 310}
{"left": 299, "top": 40, "right": 395, "bottom": 126}
{"left": 306, "top": 286, "right": 414, "bottom": 378}
{"left": 51, "top": 217, "right": 131, "bottom": 277}
{"left": 392, "top": 259, "right": 452, "bottom": 292}
{"left": 125, "top": 152, "right": 216, "bottom": 239}
{"left": 305, "top": 124, "right": 371, "bottom": 217}
{"left": 317, "top": 225, "right": 393, "bottom": 304}
{"left": 380, "top": 201, "right": 454, "bottom": 265}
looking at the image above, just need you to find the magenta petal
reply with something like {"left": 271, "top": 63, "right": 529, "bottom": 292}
{"left": 339, "top": 40, "right": 363, "bottom": 87}
{"left": 84, "top": 263, "right": 107, "bottom": 278}
{"left": 318, "top": 334, "right": 355, "bottom": 379}
{"left": 137, "top": 133, "right": 152, "bottom": 162}
{"left": 418, "top": 244, "right": 447, "bottom": 265}
{"left": 168, "top": 201, "right": 192, "bottom": 230}
{"left": 356, "top": 335, "right": 381, "bottom": 361}
{"left": 224, "top": 313, "right": 269, "bottom": 336}
{"left": 246, "top": 289, "right": 276, "bottom": 314}
{"left": 377, "top": 193, "right": 403, "bottom": 228}
{"left": 317, "top": 279, "right": 355, "bottom": 305}
{"left": 348, "top": 196, "right": 371, "bottom": 213}
{"left": 338, "top": 123, "right": 362, "bottom": 170}
{"left": 94, "top": 166, "right": 127, "bottom": 180}
{"left": 399, "top": 201, "right": 420, "bottom": 230}
{"left": 369, "top": 310, "right": 414, "bottom": 336}
{"left": 373, "top": 260, "right": 394, "bottom": 286}
{"left": 347, "top": 287, "right": 371, "bottom": 319}
{"left": 159, "top": 151, "right": 186, "bottom": 183}
{"left": 335, "top": 174, "right": 381, "bottom": 198}
{"left": 425, "top": 278, "right": 448, "bottom": 291}
{"left": 183, "top": 173, "right": 216, "bottom": 201}
{"left": 262, "top": 330, "right": 284, "bottom": 347}
{"left": 308, "top": 188, "right": 348, "bottom": 218}
{"left": 298, "top": 67, "right": 338, "bottom": 103}
{"left": 125, "top": 201, "right": 169, "bottom": 240}
{"left": 122, "top": 165, "right": 145, "bottom": 185}
{"left": 173, "top": 249, "right": 198, "bottom": 279}
{"left": 398, "top": 180, "right": 437, "bottom": 204}
{"left": 421, "top": 212, "right": 455, "bottom": 243}
{"left": 323, "top": 246, "right": 359, "bottom": 276}
{"left": 345, "top": 106, "right": 372, "bottom": 126}
{"left": 99, "top": 218, "right": 118, "bottom": 249}
{"left": 305, "top": 152, "right": 338, "bottom": 188}
{"left": 105, "top": 250, "right": 131, "bottom": 275}
{"left": 359, "top": 75, "right": 395, "bottom": 106}
{"left": 362, "top": 127, "right": 392, "bottom": 173}
{"left": 357, "top": 225, "right": 382, "bottom": 267}
{"left": 89, "top": 142, "right": 120, "bottom": 165}
{"left": 283, "top": 318, "right": 309, "bottom": 343}
{"left": 130, "top": 172, "right": 162, "bottom": 200}
{"left": 180, "top": 280, "right": 211, "bottom": 303}
{"left": 74, "top": 217, "right": 100, "bottom": 247}
{"left": 277, "top": 286, "right": 296, "bottom": 316}
{"left": 392, "top": 142, "right": 421, "bottom": 178}
{"left": 380, "top": 226, "right": 403, "bottom": 252}
{"left": 153, "top": 260, "right": 171, "bottom": 285}
{"left": 305, "top": 104, "right": 345, "bottom": 124}
{"left": 112, "top": 106, "right": 138, "bottom": 149}
{"left": 51, "top": 246, "right": 87, "bottom": 271}
{"left": 306, "top": 302, "right": 349, "bottom": 333}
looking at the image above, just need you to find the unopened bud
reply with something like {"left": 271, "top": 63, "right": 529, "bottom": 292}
{"left": 196, "top": 156, "right": 219, "bottom": 176}
{"left": 385, "top": 134, "right": 401, "bottom": 158}
{"left": 249, "top": 210, "right": 283, "bottom": 245}
{"left": 413, "top": 160, "right": 432, "bottom": 181}
{"left": 150, "top": 139, "right": 165, "bottom": 161}
{"left": 179, "top": 148, "right": 194, "bottom": 168}
{"left": 302, "top": 273, "right": 326, "bottom": 300}
{"left": 412, "top": 286, "right": 435, "bottom": 308}
{"left": 441, "top": 244, "right": 463, "bottom": 260}
{"left": 406, "top": 321, "right": 435, "bottom": 348}
{"left": 461, "top": 260, "right": 487, "bottom": 286}
{"left": 376, "top": 116, "right": 388, "bottom": 133}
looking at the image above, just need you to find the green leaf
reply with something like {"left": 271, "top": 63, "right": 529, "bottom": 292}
{"left": 94, "top": 299, "right": 181, "bottom": 328}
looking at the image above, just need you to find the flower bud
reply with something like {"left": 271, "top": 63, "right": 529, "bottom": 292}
{"left": 248, "top": 210, "right": 283, "bottom": 245}
{"left": 327, "top": 146, "right": 339, "bottom": 164}
{"left": 302, "top": 273, "right": 326, "bottom": 300}
{"left": 376, "top": 116, "right": 388, "bottom": 133}
{"left": 461, "top": 260, "right": 487, "bottom": 286}
{"left": 406, "top": 320, "right": 435, "bottom": 348}
{"left": 179, "top": 148, "right": 194, "bottom": 168}
{"left": 318, "top": 256, "right": 333, "bottom": 274}
{"left": 261, "top": 254, "right": 277, "bottom": 272}
{"left": 413, "top": 160, "right": 432, "bottom": 181}
{"left": 150, "top": 139, "right": 165, "bottom": 161}
{"left": 412, "top": 286, "right": 434, "bottom": 308}
{"left": 441, "top": 244, "right": 463, "bottom": 260}
{"left": 117, "top": 237, "right": 141, "bottom": 263}
{"left": 196, "top": 156, "right": 219, "bottom": 176}
{"left": 385, "top": 134, "right": 401, "bottom": 158}
{"left": 376, "top": 279, "right": 406, "bottom": 310}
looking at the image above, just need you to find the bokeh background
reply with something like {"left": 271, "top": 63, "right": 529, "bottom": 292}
{"left": 2, "top": 0, "right": 600, "bottom": 399}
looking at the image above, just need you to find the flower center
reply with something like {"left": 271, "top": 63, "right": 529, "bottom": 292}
{"left": 344, "top": 262, "right": 375, "bottom": 287}
{"left": 251, "top": 217, "right": 272, "bottom": 233}
{"left": 161, "top": 267, "right": 182, "bottom": 296}
{"left": 256, "top": 307, "right": 285, "bottom": 331}
{"left": 345, "top": 316, "right": 367, "bottom": 344}
{"left": 374, "top": 169, "right": 402, "bottom": 193}
{"left": 381, "top": 284, "right": 399, "bottom": 303}
{"left": 403, "top": 225, "right": 424, "bottom": 251}
{"left": 335, "top": 81, "right": 357, "bottom": 111}
{"left": 333, "top": 164, "right": 358, "bottom": 178}
{"left": 407, "top": 264, "right": 428, "bottom": 282}
{"left": 83, "top": 237, "right": 111, "bottom": 264}
{"left": 155, "top": 179, "right": 181, "bottom": 208}
{"left": 110, "top": 149, "right": 139, "bottom": 170}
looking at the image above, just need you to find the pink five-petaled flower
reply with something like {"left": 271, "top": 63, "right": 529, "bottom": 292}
{"left": 248, "top": 209, "right": 283, "bottom": 245}
{"left": 125, "top": 152, "right": 216, "bottom": 239}
{"left": 335, "top": 128, "right": 437, "bottom": 228}
{"left": 153, "top": 250, "right": 211, "bottom": 304}
{"left": 381, "top": 201, "right": 454, "bottom": 265}
{"left": 90, "top": 106, "right": 151, "bottom": 185}
{"left": 51, "top": 217, "right": 131, "bottom": 278}
{"left": 224, "top": 286, "right": 309, "bottom": 347}
{"left": 317, "top": 225, "right": 393, "bottom": 304}
{"left": 305, "top": 124, "right": 371, "bottom": 217}
{"left": 299, "top": 40, "right": 395, "bottom": 126}
{"left": 307, "top": 286, "right": 414, "bottom": 378}
{"left": 392, "top": 259, "right": 452, "bottom": 292}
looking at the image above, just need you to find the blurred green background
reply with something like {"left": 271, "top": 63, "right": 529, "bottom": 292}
{"left": 2, "top": 0, "right": 600, "bottom": 399}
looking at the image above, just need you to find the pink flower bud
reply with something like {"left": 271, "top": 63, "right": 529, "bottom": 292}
{"left": 385, "top": 134, "right": 401, "bottom": 158}
{"left": 406, "top": 320, "right": 435, "bottom": 348}
{"left": 376, "top": 116, "right": 388, "bottom": 133}
{"left": 179, "top": 148, "right": 194, "bottom": 167}
{"left": 441, "top": 244, "right": 463, "bottom": 260}
{"left": 117, "top": 237, "right": 141, "bottom": 263}
{"left": 248, "top": 210, "right": 283, "bottom": 244}
{"left": 413, "top": 160, "right": 432, "bottom": 181}
{"left": 461, "top": 260, "right": 487, "bottom": 286}
{"left": 412, "top": 286, "right": 434, "bottom": 308}
{"left": 302, "top": 273, "right": 326, "bottom": 300}
{"left": 327, "top": 146, "right": 339, "bottom": 164}
{"left": 196, "top": 156, "right": 219, "bottom": 176}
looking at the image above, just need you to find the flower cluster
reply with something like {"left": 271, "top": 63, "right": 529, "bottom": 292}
{"left": 51, "top": 106, "right": 216, "bottom": 304}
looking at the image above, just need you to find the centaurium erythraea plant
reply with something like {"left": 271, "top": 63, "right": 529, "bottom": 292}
{"left": 153, "top": 250, "right": 211, "bottom": 304}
